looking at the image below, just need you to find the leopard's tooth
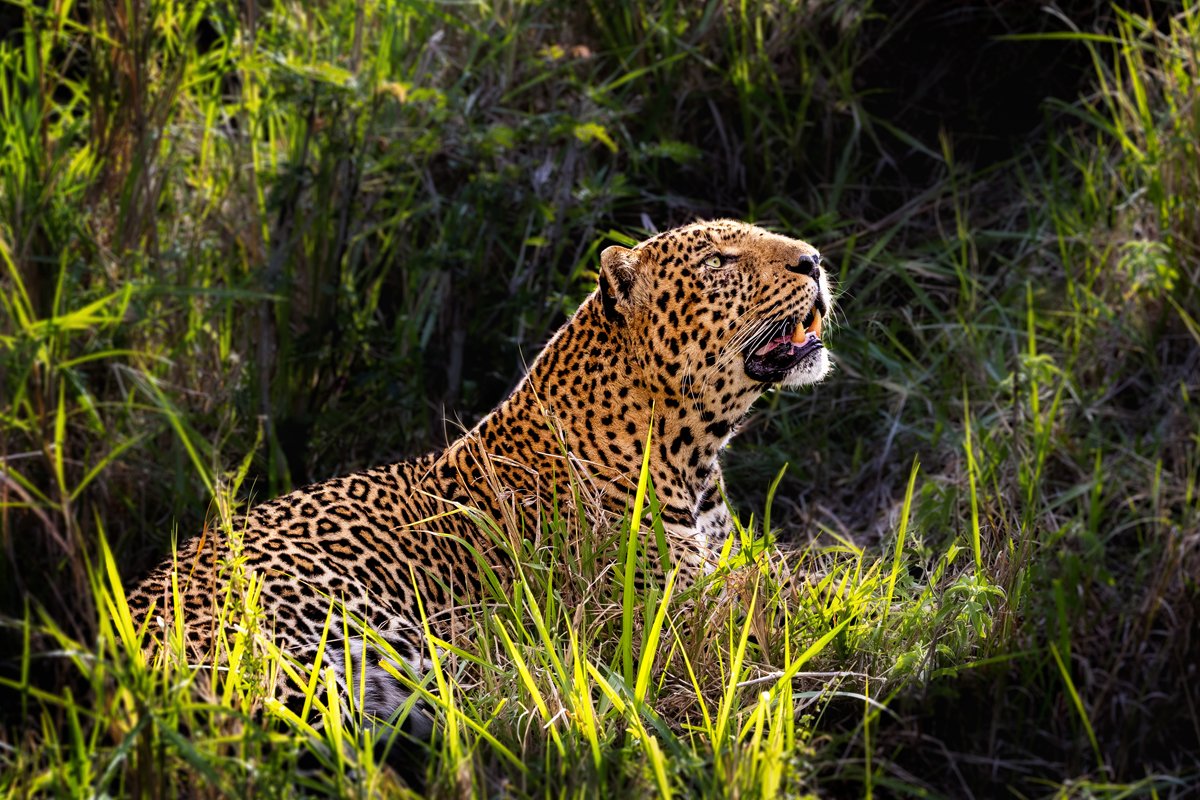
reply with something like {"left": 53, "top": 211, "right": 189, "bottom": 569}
{"left": 790, "top": 323, "right": 806, "bottom": 343}
{"left": 805, "top": 308, "right": 823, "bottom": 338}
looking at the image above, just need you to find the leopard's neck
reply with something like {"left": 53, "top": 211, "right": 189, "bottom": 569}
{"left": 442, "top": 296, "right": 744, "bottom": 528}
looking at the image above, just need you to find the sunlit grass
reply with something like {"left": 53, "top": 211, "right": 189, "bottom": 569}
{"left": 2, "top": 448, "right": 990, "bottom": 796}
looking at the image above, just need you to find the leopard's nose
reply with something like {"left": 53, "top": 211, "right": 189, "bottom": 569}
{"left": 789, "top": 253, "right": 821, "bottom": 279}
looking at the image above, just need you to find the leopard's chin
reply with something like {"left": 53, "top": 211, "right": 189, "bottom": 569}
{"left": 776, "top": 345, "right": 831, "bottom": 387}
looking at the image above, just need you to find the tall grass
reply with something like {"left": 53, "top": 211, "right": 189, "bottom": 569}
{"left": 2, "top": 0, "right": 1198, "bottom": 796}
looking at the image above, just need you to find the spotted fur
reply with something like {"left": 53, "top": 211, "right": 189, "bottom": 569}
{"left": 126, "top": 219, "right": 833, "bottom": 726}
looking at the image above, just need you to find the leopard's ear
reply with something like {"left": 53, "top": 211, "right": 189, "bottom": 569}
{"left": 599, "top": 246, "right": 641, "bottom": 326}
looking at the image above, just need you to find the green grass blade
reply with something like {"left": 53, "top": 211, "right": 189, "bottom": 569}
{"left": 621, "top": 407, "right": 655, "bottom": 686}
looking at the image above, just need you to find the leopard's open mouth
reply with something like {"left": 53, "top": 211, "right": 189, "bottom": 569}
{"left": 743, "top": 305, "right": 824, "bottom": 382}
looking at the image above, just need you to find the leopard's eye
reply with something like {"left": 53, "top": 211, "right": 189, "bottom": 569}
{"left": 703, "top": 255, "right": 723, "bottom": 269}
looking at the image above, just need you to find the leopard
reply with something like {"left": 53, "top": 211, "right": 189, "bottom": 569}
{"left": 125, "top": 218, "right": 833, "bottom": 740}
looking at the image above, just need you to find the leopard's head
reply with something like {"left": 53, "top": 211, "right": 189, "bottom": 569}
{"left": 598, "top": 219, "right": 833, "bottom": 409}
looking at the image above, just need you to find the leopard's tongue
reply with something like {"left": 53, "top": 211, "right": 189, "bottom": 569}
{"left": 753, "top": 337, "right": 785, "bottom": 356}
{"left": 754, "top": 309, "right": 823, "bottom": 357}
{"left": 793, "top": 308, "right": 822, "bottom": 342}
